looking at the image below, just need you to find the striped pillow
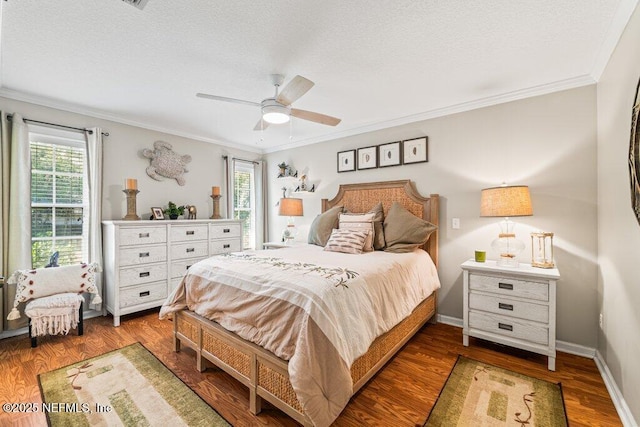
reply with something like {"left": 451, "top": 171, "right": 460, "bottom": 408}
{"left": 339, "top": 213, "right": 375, "bottom": 252}
{"left": 323, "top": 229, "right": 369, "bottom": 254}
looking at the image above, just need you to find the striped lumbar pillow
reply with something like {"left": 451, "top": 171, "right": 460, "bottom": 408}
{"left": 323, "top": 228, "right": 369, "bottom": 254}
{"left": 339, "top": 212, "right": 375, "bottom": 252}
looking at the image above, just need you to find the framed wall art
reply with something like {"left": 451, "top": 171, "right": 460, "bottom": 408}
{"left": 403, "top": 137, "right": 428, "bottom": 164}
{"left": 630, "top": 77, "right": 640, "bottom": 226}
{"left": 378, "top": 142, "right": 401, "bottom": 167}
{"left": 337, "top": 149, "right": 356, "bottom": 173}
{"left": 357, "top": 146, "right": 377, "bottom": 170}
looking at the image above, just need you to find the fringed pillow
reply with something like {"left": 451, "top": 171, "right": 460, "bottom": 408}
{"left": 323, "top": 229, "right": 369, "bottom": 254}
{"left": 339, "top": 213, "right": 375, "bottom": 252}
{"left": 6, "top": 263, "right": 102, "bottom": 320}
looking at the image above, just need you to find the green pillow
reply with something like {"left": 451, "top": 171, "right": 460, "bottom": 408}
{"left": 308, "top": 205, "right": 344, "bottom": 246}
{"left": 383, "top": 202, "right": 437, "bottom": 253}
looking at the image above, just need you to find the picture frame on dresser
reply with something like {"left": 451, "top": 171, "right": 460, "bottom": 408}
{"left": 151, "top": 207, "right": 164, "bottom": 220}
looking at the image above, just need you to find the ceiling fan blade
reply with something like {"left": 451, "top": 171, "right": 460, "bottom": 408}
{"left": 276, "top": 75, "right": 315, "bottom": 106}
{"left": 196, "top": 93, "right": 260, "bottom": 107}
{"left": 291, "top": 108, "right": 341, "bottom": 126}
{"left": 253, "top": 119, "right": 271, "bottom": 131}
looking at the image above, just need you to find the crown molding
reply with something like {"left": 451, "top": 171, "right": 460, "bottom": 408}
{"left": 264, "top": 74, "right": 596, "bottom": 153}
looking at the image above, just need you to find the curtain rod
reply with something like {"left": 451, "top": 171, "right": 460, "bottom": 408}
{"left": 6, "top": 114, "right": 110, "bottom": 137}
{"left": 222, "top": 155, "right": 259, "bottom": 165}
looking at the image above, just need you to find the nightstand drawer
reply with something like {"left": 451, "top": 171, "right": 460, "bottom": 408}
{"left": 119, "top": 281, "right": 167, "bottom": 308}
{"left": 210, "top": 223, "right": 241, "bottom": 239}
{"left": 119, "top": 227, "right": 167, "bottom": 246}
{"left": 469, "top": 293, "right": 549, "bottom": 323}
{"left": 469, "top": 311, "right": 549, "bottom": 345}
{"left": 171, "top": 257, "right": 206, "bottom": 278}
{"left": 470, "top": 274, "right": 548, "bottom": 301}
{"left": 119, "top": 245, "right": 167, "bottom": 267}
{"left": 119, "top": 263, "right": 167, "bottom": 287}
{"left": 171, "top": 241, "right": 209, "bottom": 260}
{"left": 170, "top": 224, "right": 208, "bottom": 242}
{"left": 210, "top": 238, "right": 241, "bottom": 255}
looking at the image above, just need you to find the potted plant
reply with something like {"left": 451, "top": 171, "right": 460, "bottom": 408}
{"left": 277, "top": 162, "right": 289, "bottom": 177}
{"left": 163, "top": 201, "right": 185, "bottom": 220}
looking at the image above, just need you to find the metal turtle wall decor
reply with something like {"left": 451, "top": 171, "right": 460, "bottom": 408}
{"left": 142, "top": 141, "right": 192, "bottom": 186}
{"left": 630, "top": 77, "right": 640, "bottom": 226}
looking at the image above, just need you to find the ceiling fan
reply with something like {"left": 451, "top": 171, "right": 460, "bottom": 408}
{"left": 196, "top": 74, "right": 341, "bottom": 131}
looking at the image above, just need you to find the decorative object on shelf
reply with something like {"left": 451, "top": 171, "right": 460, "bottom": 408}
{"left": 151, "top": 207, "right": 164, "bottom": 220}
{"left": 278, "top": 162, "right": 289, "bottom": 177}
{"left": 300, "top": 174, "right": 308, "bottom": 191}
{"left": 142, "top": 141, "right": 192, "bottom": 186}
{"left": 123, "top": 178, "right": 140, "bottom": 220}
{"left": 163, "top": 201, "right": 185, "bottom": 220}
{"left": 309, "top": 184, "right": 315, "bottom": 192}
{"left": 402, "top": 137, "right": 428, "bottom": 164}
{"left": 378, "top": 141, "right": 401, "bottom": 167}
{"left": 629, "top": 77, "right": 640, "bottom": 226}
{"left": 357, "top": 146, "right": 377, "bottom": 170}
{"left": 480, "top": 185, "right": 533, "bottom": 267}
{"left": 278, "top": 197, "right": 304, "bottom": 244}
{"left": 337, "top": 150, "right": 356, "bottom": 173}
{"left": 531, "top": 231, "right": 555, "bottom": 268}
{"left": 185, "top": 205, "right": 197, "bottom": 219}
{"left": 210, "top": 186, "right": 222, "bottom": 219}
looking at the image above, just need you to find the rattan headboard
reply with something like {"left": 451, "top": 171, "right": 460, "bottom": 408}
{"left": 321, "top": 180, "right": 439, "bottom": 267}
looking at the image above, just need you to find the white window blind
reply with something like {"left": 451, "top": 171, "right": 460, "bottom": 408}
{"left": 233, "top": 160, "right": 256, "bottom": 249}
{"left": 30, "top": 138, "right": 89, "bottom": 268}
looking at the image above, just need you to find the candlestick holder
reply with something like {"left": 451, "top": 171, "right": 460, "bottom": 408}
{"left": 210, "top": 195, "right": 222, "bottom": 219}
{"left": 123, "top": 189, "right": 141, "bottom": 220}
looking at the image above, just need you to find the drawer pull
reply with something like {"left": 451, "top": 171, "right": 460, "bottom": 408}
{"left": 186, "top": 248, "right": 195, "bottom": 253}
{"left": 223, "top": 228, "right": 230, "bottom": 233}
{"left": 223, "top": 244, "right": 231, "bottom": 249}
{"left": 139, "top": 233, "right": 150, "bottom": 238}
{"left": 186, "top": 231, "right": 195, "bottom": 235}
{"left": 139, "top": 272, "right": 150, "bottom": 278}
{"left": 139, "top": 291, "right": 150, "bottom": 297}
{"left": 498, "top": 323, "right": 513, "bottom": 331}
{"left": 139, "top": 252, "right": 150, "bottom": 258}
{"left": 498, "top": 282, "right": 514, "bottom": 290}
{"left": 498, "top": 302, "right": 514, "bottom": 311}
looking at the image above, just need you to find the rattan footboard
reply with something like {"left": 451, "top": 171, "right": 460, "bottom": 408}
{"left": 173, "top": 291, "right": 436, "bottom": 426}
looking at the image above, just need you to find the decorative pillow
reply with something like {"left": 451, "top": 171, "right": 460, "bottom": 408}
{"left": 383, "top": 202, "right": 437, "bottom": 253}
{"left": 323, "top": 229, "right": 369, "bottom": 254}
{"left": 339, "top": 213, "right": 375, "bottom": 252}
{"left": 6, "top": 263, "right": 102, "bottom": 320}
{"left": 308, "top": 205, "right": 344, "bottom": 246}
{"left": 344, "top": 202, "right": 385, "bottom": 250}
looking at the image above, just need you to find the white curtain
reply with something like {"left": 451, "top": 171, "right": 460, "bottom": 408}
{"left": 85, "top": 128, "right": 104, "bottom": 312}
{"left": 1, "top": 112, "right": 32, "bottom": 331}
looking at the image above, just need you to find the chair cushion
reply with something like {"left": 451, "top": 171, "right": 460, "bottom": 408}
{"left": 25, "top": 293, "right": 84, "bottom": 337}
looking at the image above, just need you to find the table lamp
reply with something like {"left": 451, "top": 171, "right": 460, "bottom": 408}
{"left": 480, "top": 185, "right": 533, "bottom": 267}
{"left": 278, "top": 197, "right": 303, "bottom": 244}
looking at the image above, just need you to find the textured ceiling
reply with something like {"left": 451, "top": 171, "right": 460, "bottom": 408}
{"left": 0, "top": 0, "right": 633, "bottom": 152}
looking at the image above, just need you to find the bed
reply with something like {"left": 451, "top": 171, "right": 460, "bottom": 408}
{"left": 160, "top": 180, "right": 440, "bottom": 426}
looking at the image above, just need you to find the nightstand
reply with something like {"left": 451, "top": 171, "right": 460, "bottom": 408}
{"left": 461, "top": 259, "right": 560, "bottom": 370}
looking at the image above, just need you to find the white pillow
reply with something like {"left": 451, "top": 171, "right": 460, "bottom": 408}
{"left": 323, "top": 229, "right": 369, "bottom": 254}
{"left": 339, "top": 213, "right": 375, "bottom": 252}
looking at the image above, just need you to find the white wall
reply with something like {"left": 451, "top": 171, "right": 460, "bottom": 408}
{"left": 265, "top": 86, "right": 599, "bottom": 348}
{"left": 0, "top": 97, "right": 260, "bottom": 220}
{"left": 597, "top": 3, "right": 640, "bottom": 423}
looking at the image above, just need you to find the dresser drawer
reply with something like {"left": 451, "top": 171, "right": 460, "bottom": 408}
{"left": 469, "top": 274, "right": 548, "bottom": 302}
{"left": 170, "top": 224, "right": 208, "bottom": 242}
{"left": 210, "top": 223, "right": 241, "bottom": 240}
{"left": 119, "top": 263, "right": 167, "bottom": 287}
{"left": 210, "top": 238, "right": 241, "bottom": 255}
{"left": 119, "top": 245, "right": 167, "bottom": 267}
{"left": 171, "top": 241, "right": 209, "bottom": 260}
{"left": 469, "top": 311, "right": 548, "bottom": 345}
{"left": 119, "top": 281, "right": 167, "bottom": 309}
{"left": 119, "top": 227, "right": 167, "bottom": 246}
{"left": 469, "top": 292, "right": 549, "bottom": 323}
{"left": 171, "top": 257, "right": 206, "bottom": 278}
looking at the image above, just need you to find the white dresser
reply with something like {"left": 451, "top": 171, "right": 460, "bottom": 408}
{"left": 102, "top": 219, "right": 242, "bottom": 326}
{"left": 461, "top": 260, "right": 560, "bottom": 370}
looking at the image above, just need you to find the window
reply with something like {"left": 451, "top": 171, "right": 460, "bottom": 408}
{"left": 30, "top": 132, "right": 88, "bottom": 268}
{"left": 233, "top": 160, "right": 257, "bottom": 250}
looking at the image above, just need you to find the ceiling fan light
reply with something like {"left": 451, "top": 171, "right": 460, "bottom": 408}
{"left": 262, "top": 102, "right": 290, "bottom": 124}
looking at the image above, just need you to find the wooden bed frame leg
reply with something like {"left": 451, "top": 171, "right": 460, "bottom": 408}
{"left": 173, "top": 335, "right": 181, "bottom": 352}
{"left": 250, "top": 390, "right": 262, "bottom": 415}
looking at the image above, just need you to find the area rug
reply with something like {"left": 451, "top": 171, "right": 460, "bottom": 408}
{"left": 424, "top": 356, "right": 568, "bottom": 427}
{"left": 38, "top": 342, "right": 230, "bottom": 427}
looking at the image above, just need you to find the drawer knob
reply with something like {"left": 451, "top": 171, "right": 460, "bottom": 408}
{"left": 139, "top": 252, "right": 150, "bottom": 258}
{"left": 139, "top": 291, "right": 150, "bottom": 297}
{"left": 498, "top": 282, "right": 514, "bottom": 290}
{"left": 186, "top": 230, "right": 195, "bottom": 235}
{"left": 223, "top": 244, "right": 231, "bottom": 249}
{"left": 139, "top": 272, "right": 150, "bottom": 278}
{"left": 139, "top": 233, "right": 150, "bottom": 238}
{"left": 186, "top": 248, "right": 195, "bottom": 253}
{"left": 498, "top": 323, "right": 513, "bottom": 331}
{"left": 223, "top": 228, "right": 230, "bottom": 233}
{"left": 498, "top": 302, "right": 514, "bottom": 311}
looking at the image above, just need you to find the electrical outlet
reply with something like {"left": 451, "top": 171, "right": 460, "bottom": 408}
{"left": 452, "top": 218, "right": 460, "bottom": 229}
{"left": 599, "top": 313, "right": 604, "bottom": 329}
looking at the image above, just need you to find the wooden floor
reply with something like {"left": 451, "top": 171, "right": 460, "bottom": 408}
{"left": 0, "top": 309, "right": 621, "bottom": 427}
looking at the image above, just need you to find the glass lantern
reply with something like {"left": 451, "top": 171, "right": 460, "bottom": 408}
{"left": 531, "top": 232, "right": 555, "bottom": 268}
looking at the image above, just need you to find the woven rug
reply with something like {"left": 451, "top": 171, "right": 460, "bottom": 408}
{"left": 424, "top": 356, "right": 568, "bottom": 427}
{"left": 38, "top": 342, "right": 230, "bottom": 427}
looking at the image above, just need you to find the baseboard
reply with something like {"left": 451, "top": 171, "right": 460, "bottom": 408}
{"left": 594, "top": 350, "right": 637, "bottom": 427}
{"left": 556, "top": 340, "right": 596, "bottom": 358}
{"left": 437, "top": 314, "right": 463, "bottom": 327}
{"left": 0, "top": 310, "right": 104, "bottom": 341}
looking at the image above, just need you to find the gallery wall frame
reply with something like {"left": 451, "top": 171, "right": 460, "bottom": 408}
{"left": 403, "top": 137, "right": 428, "bottom": 164}
{"left": 378, "top": 141, "right": 402, "bottom": 167}
{"left": 357, "top": 146, "right": 378, "bottom": 170}
{"left": 337, "top": 149, "right": 356, "bottom": 173}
